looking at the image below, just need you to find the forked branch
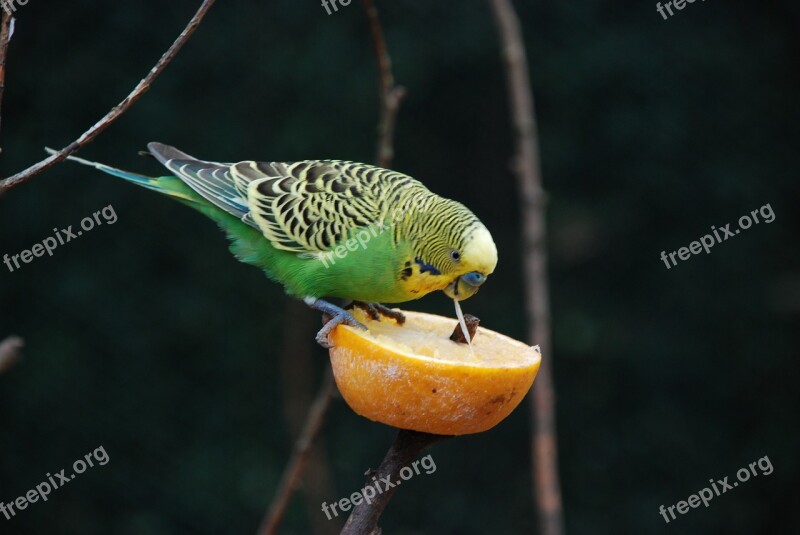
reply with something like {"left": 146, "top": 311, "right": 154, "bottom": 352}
{"left": 0, "top": 0, "right": 217, "bottom": 191}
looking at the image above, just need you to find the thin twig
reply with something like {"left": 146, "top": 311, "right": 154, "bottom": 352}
{"left": 256, "top": 368, "right": 338, "bottom": 535}
{"left": 487, "top": 1, "right": 563, "bottom": 534}
{"left": 0, "top": 335, "right": 23, "bottom": 375}
{"left": 363, "top": 0, "right": 405, "bottom": 169}
{"left": 0, "top": 0, "right": 217, "bottom": 191}
{"left": 257, "top": 301, "right": 338, "bottom": 535}
{"left": 341, "top": 430, "right": 448, "bottom": 535}
{"left": 0, "top": 10, "right": 13, "bottom": 154}
{"left": 279, "top": 299, "right": 338, "bottom": 535}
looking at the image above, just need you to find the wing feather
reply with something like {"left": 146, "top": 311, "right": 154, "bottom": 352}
{"left": 147, "top": 143, "right": 429, "bottom": 255}
{"left": 148, "top": 142, "right": 251, "bottom": 221}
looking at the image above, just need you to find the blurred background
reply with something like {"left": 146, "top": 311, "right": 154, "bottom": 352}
{"left": 1, "top": 1, "right": 798, "bottom": 534}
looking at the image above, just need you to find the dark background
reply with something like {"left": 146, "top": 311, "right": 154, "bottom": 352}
{"left": 1, "top": 1, "right": 798, "bottom": 534}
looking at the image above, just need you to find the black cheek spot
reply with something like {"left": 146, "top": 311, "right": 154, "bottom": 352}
{"left": 414, "top": 257, "right": 441, "bottom": 275}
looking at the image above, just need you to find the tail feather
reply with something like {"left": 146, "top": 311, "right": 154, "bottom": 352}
{"left": 53, "top": 146, "right": 284, "bottom": 282}
{"left": 48, "top": 148, "right": 197, "bottom": 203}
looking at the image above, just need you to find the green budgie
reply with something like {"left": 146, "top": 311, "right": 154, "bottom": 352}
{"left": 63, "top": 143, "right": 498, "bottom": 346}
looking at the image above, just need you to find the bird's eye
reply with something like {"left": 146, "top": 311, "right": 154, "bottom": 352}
{"left": 462, "top": 271, "right": 486, "bottom": 286}
{"left": 450, "top": 250, "right": 461, "bottom": 262}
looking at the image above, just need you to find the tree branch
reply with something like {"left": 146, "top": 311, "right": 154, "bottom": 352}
{"left": 0, "top": 10, "right": 13, "bottom": 154}
{"left": 278, "top": 299, "right": 338, "bottom": 535}
{"left": 0, "top": 335, "right": 23, "bottom": 375}
{"left": 0, "top": 0, "right": 217, "bottom": 192}
{"left": 363, "top": 0, "right": 405, "bottom": 169}
{"left": 256, "top": 366, "right": 338, "bottom": 535}
{"left": 486, "top": 1, "right": 564, "bottom": 534}
{"left": 341, "top": 430, "right": 448, "bottom": 535}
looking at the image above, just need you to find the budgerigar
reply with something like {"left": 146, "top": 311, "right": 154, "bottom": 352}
{"left": 64, "top": 143, "right": 498, "bottom": 346}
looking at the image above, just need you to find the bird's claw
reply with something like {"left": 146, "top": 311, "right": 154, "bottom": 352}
{"left": 310, "top": 299, "right": 367, "bottom": 348}
{"left": 349, "top": 301, "right": 406, "bottom": 325}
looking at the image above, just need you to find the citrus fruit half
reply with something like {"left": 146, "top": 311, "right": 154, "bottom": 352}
{"left": 329, "top": 309, "right": 541, "bottom": 435}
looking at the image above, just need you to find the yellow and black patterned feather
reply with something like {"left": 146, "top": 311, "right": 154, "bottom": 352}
{"left": 148, "top": 143, "right": 437, "bottom": 255}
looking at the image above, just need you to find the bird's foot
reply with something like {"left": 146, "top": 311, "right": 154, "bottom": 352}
{"left": 348, "top": 301, "right": 406, "bottom": 325}
{"left": 304, "top": 297, "right": 367, "bottom": 348}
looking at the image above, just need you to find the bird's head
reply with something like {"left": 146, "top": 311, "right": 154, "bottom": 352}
{"left": 441, "top": 223, "right": 498, "bottom": 301}
{"left": 401, "top": 196, "right": 497, "bottom": 302}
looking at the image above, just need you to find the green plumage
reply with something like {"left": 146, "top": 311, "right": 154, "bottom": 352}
{"left": 66, "top": 143, "right": 497, "bottom": 308}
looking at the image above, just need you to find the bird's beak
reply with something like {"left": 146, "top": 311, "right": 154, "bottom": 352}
{"left": 443, "top": 276, "right": 481, "bottom": 301}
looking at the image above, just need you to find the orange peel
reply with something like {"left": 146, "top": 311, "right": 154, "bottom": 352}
{"left": 329, "top": 309, "right": 541, "bottom": 435}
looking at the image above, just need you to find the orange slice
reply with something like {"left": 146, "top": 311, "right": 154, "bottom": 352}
{"left": 329, "top": 309, "right": 541, "bottom": 435}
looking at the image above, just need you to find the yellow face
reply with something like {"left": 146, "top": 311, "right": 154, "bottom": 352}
{"left": 396, "top": 222, "right": 497, "bottom": 301}
{"left": 442, "top": 224, "right": 498, "bottom": 300}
